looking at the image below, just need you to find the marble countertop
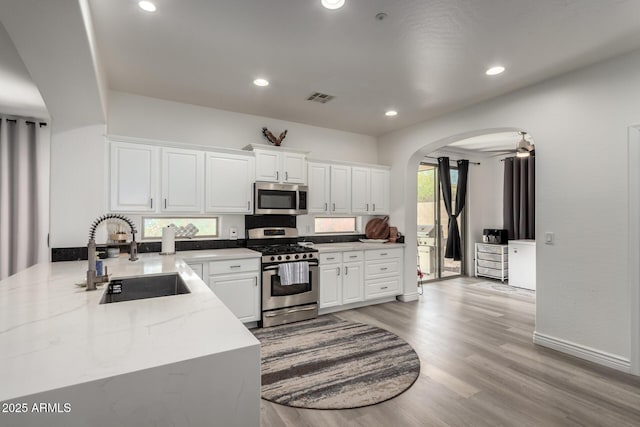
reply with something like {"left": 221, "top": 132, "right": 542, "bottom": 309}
{"left": 311, "top": 242, "right": 406, "bottom": 252}
{"left": 174, "top": 247, "right": 261, "bottom": 262}
{"left": 0, "top": 252, "right": 260, "bottom": 402}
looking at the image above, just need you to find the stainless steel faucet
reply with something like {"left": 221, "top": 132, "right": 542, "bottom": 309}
{"left": 87, "top": 214, "right": 139, "bottom": 291}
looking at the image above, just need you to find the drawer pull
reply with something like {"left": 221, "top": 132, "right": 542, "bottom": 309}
{"left": 380, "top": 253, "right": 388, "bottom": 256}
{"left": 230, "top": 265, "right": 241, "bottom": 268}
{"left": 349, "top": 255, "right": 357, "bottom": 258}
{"left": 381, "top": 286, "right": 388, "bottom": 290}
{"left": 327, "top": 257, "right": 335, "bottom": 260}
{"left": 380, "top": 267, "right": 388, "bottom": 271}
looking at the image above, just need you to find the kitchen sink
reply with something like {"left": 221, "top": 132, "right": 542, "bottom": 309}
{"left": 99, "top": 273, "right": 190, "bottom": 304}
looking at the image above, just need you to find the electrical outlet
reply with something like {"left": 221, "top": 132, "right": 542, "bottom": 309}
{"left": 229, "top": 227, "right": 238, "bottom": 240}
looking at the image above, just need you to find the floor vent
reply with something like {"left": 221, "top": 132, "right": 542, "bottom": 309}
{"left": 306, "top": 92, "right": 335, "bottom": 103}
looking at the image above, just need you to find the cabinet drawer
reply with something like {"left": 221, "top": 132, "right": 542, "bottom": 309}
{"left": 476, "top": 244, "right": 507, "bottom": 254}
{"left": 477, "top": 259, "right": 507, "bottom": 269}
{"left": 476, "top": 252, "right": 505, "bottom": 262}
{"left": 209, "top": 258, "right": 259, "bottom": 275}
{"left": 365, "top": 277, "right": 400, "bottom": 300}
{"left": 320, "top": 252, "right": 342, "bottom": 264}
{"left": 365, "top": 248, "right": 402, "bottom": 261}
{"left": 365, "top": 259, "right": 400, "bottom": 278}
{"left": 477, "top": 266, "right": 508, "bottom": 278}
{"left": 343, "top": 251, "right": 364, "bottom": 262}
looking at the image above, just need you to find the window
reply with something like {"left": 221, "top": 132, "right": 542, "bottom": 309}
{"left": 142, "top": 217, "right": 218, "bottom": 239}
{"left": 314, "top": 217, "right": 357, "bottom": 234}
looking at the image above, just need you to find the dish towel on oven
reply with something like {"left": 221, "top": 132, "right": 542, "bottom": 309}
{"left": 278, "top": 261, "right": 309, "bottom": 286}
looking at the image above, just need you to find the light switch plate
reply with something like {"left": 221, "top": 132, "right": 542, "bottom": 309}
{"left": 229, "top": 227, "right": 238, "bottom": 240}
{"left": 544, "top": 232, "right": 554, "bottom": 245}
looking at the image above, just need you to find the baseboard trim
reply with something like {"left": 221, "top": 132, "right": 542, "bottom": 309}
{"left": 319, "top": 296, "right": 397, "bottom": 315}
{"left": 397, "top": 292, "right": 419, "bottom": 302}
{"left": 533, "top": 331, "right": 631, "bottom": 373}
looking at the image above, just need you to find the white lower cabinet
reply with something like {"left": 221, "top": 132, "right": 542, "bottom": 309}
{"left": 319, "top": 247, "right": 403, "bottom": 311}
{"left": 364, "top": 248, "right": 403, "bottom": 300}
{"left": 508, "top": 240, "right": 536, "bottom": 290}
{"left": 207, "top": 258, "right": 260, "bottom": 323}
{"left": 319, "top": 251, "right": 364, "bottom": 308}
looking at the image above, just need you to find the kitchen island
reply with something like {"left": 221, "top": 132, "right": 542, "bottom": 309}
{"left": 0, "top": 251, "right": 261, "bottom": 427}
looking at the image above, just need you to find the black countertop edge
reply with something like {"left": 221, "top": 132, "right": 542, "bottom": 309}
{"left": 51, "top": 234, "right": 367, "bottom": 262}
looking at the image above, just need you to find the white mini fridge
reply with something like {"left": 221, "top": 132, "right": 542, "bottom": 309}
{"left": 508, "top": 240, "right": 536, "bottom": 290}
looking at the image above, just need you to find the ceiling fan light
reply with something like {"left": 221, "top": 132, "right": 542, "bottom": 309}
{"left": 516, "top": 151, "right": 530, "bottom": 158}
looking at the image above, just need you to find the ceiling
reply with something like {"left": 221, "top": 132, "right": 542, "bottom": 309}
{"left": 447, "top": 131, "right": 533, "bottom": 156}
{"left": 87, "top": 0, "right": 640, "bottom": 136}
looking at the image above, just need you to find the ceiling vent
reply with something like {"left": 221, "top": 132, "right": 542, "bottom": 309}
{"left": 306, "top": 92, "right": 335, "bottom": 104}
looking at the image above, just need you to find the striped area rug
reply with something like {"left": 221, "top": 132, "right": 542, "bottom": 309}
{"left": 252, "top": 315, "right": 420, "bottom": 409}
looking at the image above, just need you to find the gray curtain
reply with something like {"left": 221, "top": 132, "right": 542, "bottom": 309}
{"left": 0, "top": 117, "right": 43, "bottom": 279}
{"left": 503, "top": 154, "right": 535, "bottom": 240}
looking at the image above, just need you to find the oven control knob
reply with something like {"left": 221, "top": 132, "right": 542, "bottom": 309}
{"left": 270, "top": 256, "right": 275, "bottom": 261}
{"left": 302, "top": 254, "right": 307, "bottom": 259}
{"left": 285, "top": 255, "right": 291, "bottom": 260}
{"left": 308, "top": 253, "right": 313, "bottom": 258}
{"left": 295, "top": 255, "right": 299, "bottom": 259}
{"left": 277, "top": 256, "right": 282, "bottom": 260}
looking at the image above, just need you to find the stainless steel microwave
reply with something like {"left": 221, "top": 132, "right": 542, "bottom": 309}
{"left": 254, "top": 182, "right": 308, "bottom": 215}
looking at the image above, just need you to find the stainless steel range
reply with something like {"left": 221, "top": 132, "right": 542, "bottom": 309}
{"left": 247, "top": 227, "right": 319, "bottom": 327}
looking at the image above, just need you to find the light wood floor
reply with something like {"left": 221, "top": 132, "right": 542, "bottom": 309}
{"left": 261, "top": 277, "right": 640, "bottom": 427}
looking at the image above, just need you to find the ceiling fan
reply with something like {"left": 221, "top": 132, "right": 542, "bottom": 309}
{"left": 485, "top": 131, "right": 535, "bottom": 157}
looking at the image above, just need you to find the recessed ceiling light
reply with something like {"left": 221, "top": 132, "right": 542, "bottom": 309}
{"left": 321, "top": 0, "right": 345, "bottom": 10}
{"left": 486, "top": 66, "right": 505, "bottom": 76}
{"left": 138, "top": 1, "right": 156, "bottom": 12}
{"left": 253, "top": 78, "right": 269, "bottom": 87}
{"left": 385, "top": 110, "right": 398, "bottom": 117}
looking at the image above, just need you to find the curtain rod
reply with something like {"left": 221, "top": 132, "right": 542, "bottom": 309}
{"left": 423, "top": 156, "right": 480, "bottom": 165}
{"left": 4, "top": 118, "right": 48, "bottom": 127}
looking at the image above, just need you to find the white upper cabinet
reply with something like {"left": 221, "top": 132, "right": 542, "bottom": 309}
{"left": 161, "top": 147, "right": 204, "bottom": 212}
{"left": 307, "top": 162, "right": 331, "bottom": 214}
{"left": 110, "top": 141, "right": 159, "bottom": 212}
{"left": 330, "top": 165, "right": 351, "bottom": 214}
{"left": 205, "top": 152, "right": 254, "bottom": 213}
{"left": 308, "top": 162, "right": 351, "bottom": 215}
{"left": 254, "top": 150, "right": 280, "bottom": 182}
{"left": 350, "top": 167, "right": 390, "bottom": 215}
{"left": 351, "top": 167, "right": 370, "bottom": 214}
{"left": 249, "top": 145, "right": 307, "bottom": 184}
{"left": 369, "top": 169, "right": 390, "bottom": 214}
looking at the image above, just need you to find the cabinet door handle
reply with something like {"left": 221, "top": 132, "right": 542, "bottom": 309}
{"left": 373, "top": 203, "right": 376, "bottom": 211}
{"left": 336, "top": 267, "right": 340, "bottom": 276}
{"left": 150, "top": 198, "right": 153, "bottom": 209}
{"left": 366, "top": 203, "right": 369, "bottom": 211}
{"left": 285, "top": 171, "right": 288, "bottom": 181}
{"left": 276, "top": 171, "right": 279, "bottom": 181}
{"left": 324, "top": 202, "right": 328, "bottom": 211}
{"left": 255, "top": 277, "right": 258, "bottom": 287}
{"left": 248, "top": 201, "right": 251, "bottom": 211}
{"left": 164, "top": 198, "right": 167, "bottom": 209}
{"left": 333, "top": 203, "right": 336, "bottom": 211}
{"left": 345, "top": 266, "right": 349, "bottom": 275}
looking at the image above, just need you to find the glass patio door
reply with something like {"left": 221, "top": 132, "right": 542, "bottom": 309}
{"left": 417, "top": 163, "right": 464, "bottom": 281}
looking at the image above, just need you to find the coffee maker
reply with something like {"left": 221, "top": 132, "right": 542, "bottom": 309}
{"left": 482, "top": 229, "right": 508, "bottom": 244}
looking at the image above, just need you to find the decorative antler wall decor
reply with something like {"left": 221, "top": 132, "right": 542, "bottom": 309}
{"left": 262, "top": 127, "right": 288, "bottom": 146}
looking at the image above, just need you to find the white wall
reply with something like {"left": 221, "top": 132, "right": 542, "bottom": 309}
{"left": 107, "top": 91, "right": 377, "bottom": 164}
{"left": 379, "top": 49, "right": 640, "bottom": 370}
{"left": 49, "top": 124, "right": 106, "bottom": 248}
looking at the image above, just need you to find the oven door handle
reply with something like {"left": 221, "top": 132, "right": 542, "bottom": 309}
{"left": 264, "top": 305, "right": 317, "bottom": 317}
{"left": 263, "top": 262, "right": 318, "bottom": 271}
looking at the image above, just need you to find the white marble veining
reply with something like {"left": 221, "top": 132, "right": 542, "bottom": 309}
{"left": 0, "top": 251, "right": 260, "bottom": 403}
{"left": 177, "top": 247, "right": 261, "bottom": 262}
{"left": 312, "top": 242, "right": 406, "bottom": 252}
